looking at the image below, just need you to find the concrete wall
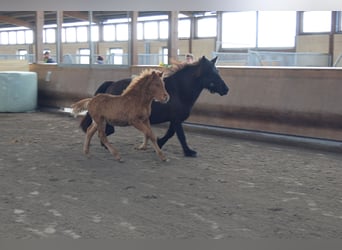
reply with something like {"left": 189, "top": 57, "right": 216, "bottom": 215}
{"left": 189, "top": 67, "right": 342, "bottom": 141}
{"left": 29, "top": 64, "right": 342, "bottom": 141}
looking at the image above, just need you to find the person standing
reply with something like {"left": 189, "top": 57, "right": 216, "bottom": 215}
{"left": 96, "top": 56, "right": 104, "bottom": 64}
{"left": 185, "top": 53, "right": 194, "bottom": 63}
{"left": 43, "top": 51, "right": 55, "bottom": 63}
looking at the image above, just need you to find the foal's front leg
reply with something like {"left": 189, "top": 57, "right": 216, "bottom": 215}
{"left": 133, "top": 121, "right": 167, "bottom": 161}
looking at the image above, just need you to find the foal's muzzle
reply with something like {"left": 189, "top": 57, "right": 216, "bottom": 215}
{"left": 162, "top": 94, "right": 170, "bottom": 103}
{"left": 155, "top": 94, "right": 170, "bottom": 103}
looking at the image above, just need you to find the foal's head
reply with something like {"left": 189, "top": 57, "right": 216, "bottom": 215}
{"left": 144, "top": 70, "right": 169, "bottom": 103}
{"left": 123, "top": 69, "right": 169, "bottom": 103}
{"left": 139, "top": 70, "right": 170, "bottom": 103}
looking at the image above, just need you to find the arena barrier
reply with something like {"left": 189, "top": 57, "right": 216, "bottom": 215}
{"left": 29, "top": 64, "right": 342, "bottom": 141}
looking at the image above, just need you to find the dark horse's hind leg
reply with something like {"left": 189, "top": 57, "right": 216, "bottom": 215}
{"left": 100, "top": 123, "right": 115, "bottom": 149}
{"left": 159, "top": 121, "right": 197, "bottom": 157}
{"left": 105, "top": 123, "right": 115, "bottom": 136}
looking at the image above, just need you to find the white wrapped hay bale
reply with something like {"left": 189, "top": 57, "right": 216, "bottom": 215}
{"left": 0, "top": 71, "right": 38, "bottom": 112}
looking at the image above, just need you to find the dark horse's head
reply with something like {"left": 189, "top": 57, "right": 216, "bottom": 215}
{"left": 196, "top": 56, "right": 229, "bottom": 96}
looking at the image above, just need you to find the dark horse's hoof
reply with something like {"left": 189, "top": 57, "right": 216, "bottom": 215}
{"left": 184, "top": 149, "right": 197, "bottom": 157}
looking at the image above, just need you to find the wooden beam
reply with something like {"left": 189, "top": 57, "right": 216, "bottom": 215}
{"left": 35, "top": 11, "right": 44, "bottom": 63}
{"left": 64, "top": 11, "right": 100, "bottom": 24}
{"left": 0, "top": 15, "right": 34, "bottom": 29}
{"left": 168, "top": 11, "right": 179, "bottom": 64}
{"left": 129, "top": 11, "right": 138, "bottom": 65}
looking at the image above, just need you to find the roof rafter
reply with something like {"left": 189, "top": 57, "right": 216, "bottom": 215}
{"left": 63, "top": 11, "right": 100, "bottom": 24}
{"left": 0, "top": 15, "right": 34, "bottom": 29}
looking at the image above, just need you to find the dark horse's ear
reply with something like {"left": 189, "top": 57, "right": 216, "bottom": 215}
{"left": 195, "top": 56, "right": 207, "bottom": 77}
{"left": 211, "top": 56, "right": 218, "bottom": 64}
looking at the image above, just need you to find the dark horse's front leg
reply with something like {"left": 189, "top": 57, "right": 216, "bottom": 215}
{"left": 158, "top": 121, "right": 197, "bottom": 157}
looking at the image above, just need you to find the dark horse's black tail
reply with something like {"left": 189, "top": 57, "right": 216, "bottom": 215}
{"left": 79, "top": 81, "right": 114, "bottom": 133}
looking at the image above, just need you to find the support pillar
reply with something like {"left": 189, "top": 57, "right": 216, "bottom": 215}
{"left": 168, "top": 11, "right": 179, "bottom": 64}
{"left": 129, "top": 11, "right": 138, "bottom": 65}
{"left": 34, "top": 11, "right": 44, "bottom": 63}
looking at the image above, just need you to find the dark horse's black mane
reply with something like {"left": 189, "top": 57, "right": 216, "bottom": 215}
{"left": 80, "top": 56, "right": 229, "bottom": 157}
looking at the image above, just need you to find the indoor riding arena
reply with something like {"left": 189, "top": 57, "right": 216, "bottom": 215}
{"left": 1, "top": 10, "right": 342, "bottom": 239}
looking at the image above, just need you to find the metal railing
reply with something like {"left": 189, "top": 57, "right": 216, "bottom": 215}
{"left": 333, "top": 54, "right": 342, "bottom": 67}
{"left": 0, "top": 54, "right": 35, "bottom": 63}
{"left": 0, "top": 52, "right": 336, "bottom": 67}
{"left": 213, "top": 50, "right": 332, "bottom": 67}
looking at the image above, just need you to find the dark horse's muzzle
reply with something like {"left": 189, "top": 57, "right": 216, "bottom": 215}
{"left": 220, "top": 84, "right": 229, "bottom": 96}
{"left": 209, "top": 80, "right": 229, "bottom": 96}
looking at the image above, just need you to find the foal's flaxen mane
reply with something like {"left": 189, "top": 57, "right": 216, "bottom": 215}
{"left": 122, "top": 69, "right": 161, "bottom": 95}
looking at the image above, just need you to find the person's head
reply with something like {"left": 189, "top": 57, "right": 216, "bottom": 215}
{"left": 43, "top": 51, "right": 55, "bottom": 63}
{"left": 97, "top": 56, "right": 104, "bottom": 64}
{"left": 43, "top": 51, "right": 50, "bottom": 60}
{"left": 185, "top": 53, "right": 194, "bottom": 63}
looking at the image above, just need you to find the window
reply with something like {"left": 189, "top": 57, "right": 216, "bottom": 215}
{"left": 17, "top": 49, "right": 27, "bottom": 60}
{"left": 338, "top": 12, "right": 342, "bottom": 32}
{"left": 65, "top": 27, "right": 76, "bottom": 42}
{"left": 44, "top": 28, "right": 56, "bottom": 43}
{"left": 159, "top": 21, "right": 168, "bottom": 39}
{"left": 161, "top": 47, "right": 168, "bottom": 65}
{"left": 197, "top": 17, "right": 217, "bottom": 37}
{"left": 116, "top": 23, "right": 128, "bottom": 41}
{"left": 178, "top": 19, "right": 190, "bottom": 38}
{"left": 25, "top": 30, "right": 33, "bottom": 44}
{"left": 258, "top": 11, "right": 296, "bottom": 47}
{"left": 79, "top": 48, "right": 90, "bottom": 64}
{"left": 109, "top": 48, "right": 123, "bottom": 64}
{"left": 91, "top": 25, "right": 99, "bottom": 42}
{"left": 8, "top": 31, "right": 17, "bottom": 44}
{"left": 17, "top": 30, "right": 25, "bottom": 44}
{"left": 302, "top": 11, "right": 332, "bottom": 33}
{"left": 137, "top": 23, "right": 143, "bottom": 40}
{"left": 0, "top": 32, "right": 9, "bottom": 44}
{"left": 76, "top": 26, "right": 87, "bottom": 42}
{"left": 144, "top": 22, "right": 158, "bottom": 39}
{"left": 222, "top": 11, "right": 257, "bottom": 48}
{"left": 103, "top": 24, "right": 115, "bottom": 41}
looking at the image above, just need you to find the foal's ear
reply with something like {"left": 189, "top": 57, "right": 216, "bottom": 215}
{"left": 151, "top": 70, "right": 157, "bottom": 77}
{"left": 158, "top": 71, "right": 164, "bottom": 77}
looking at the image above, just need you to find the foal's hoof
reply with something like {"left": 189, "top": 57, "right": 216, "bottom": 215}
{"left": 184, "top": 149, "right": 197, "bottom": 157}
{"left": 117, "top": 158, "right": 124, "bottom": 163}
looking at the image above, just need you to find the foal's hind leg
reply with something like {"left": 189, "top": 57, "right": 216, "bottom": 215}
{"left": 136, "top": 134, "right": 148, "bottom": 150}
{"left": 84, "top": 123, "right": 98, "bottom": 155}
{"left": 97, "top": 121, "right": 122, "bottom": 161}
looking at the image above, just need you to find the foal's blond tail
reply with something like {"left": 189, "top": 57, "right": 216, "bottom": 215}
{"left": 71, "top": 98, "right": 92, "bottom": 116}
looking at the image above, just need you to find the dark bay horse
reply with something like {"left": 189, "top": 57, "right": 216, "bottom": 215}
{"left": 80, "top": 56, "right": 229, "bottom": 157}
{"left": 72, "top": 70, "right": 169, "bottom": 162}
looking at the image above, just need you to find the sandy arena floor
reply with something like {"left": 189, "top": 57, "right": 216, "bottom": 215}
{"left": 0, "top": 111, "right": 342, "bottom": 239}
